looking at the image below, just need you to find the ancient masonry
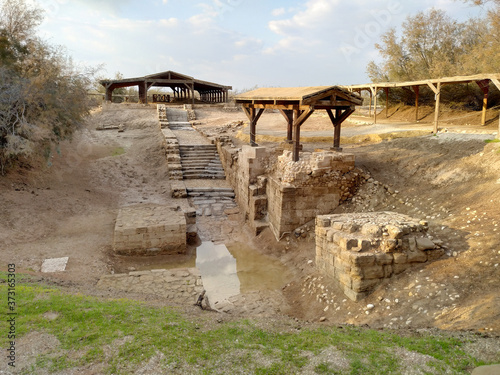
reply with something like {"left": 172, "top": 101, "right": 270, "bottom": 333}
{"left": 216, "top": 142, "right": 363, "bottom": 237}
{"left": 315, "top": 212, "right": 445, "bottom": 301}
{"left": 159, "top": 105, "right": 237, "bottom": 218}
{"left": 97, "top": 268, "right": 203, "bottom": 304}
{"left": 113, "top": 204, "right": 196, "bottom": 256}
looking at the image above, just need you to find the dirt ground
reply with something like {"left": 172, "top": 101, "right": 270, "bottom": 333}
{"left": 1, "top": 103, "right": 499, "bottom": 339}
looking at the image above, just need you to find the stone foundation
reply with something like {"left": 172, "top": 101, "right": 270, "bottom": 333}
{"left": 113, "top": 204, "right": 188, "bottom": 255}
{"left": 315, "top": 212, "right": 445, "bottom": 301}
{"left": 268, "top": 151, "right": 362, "bottom": 239}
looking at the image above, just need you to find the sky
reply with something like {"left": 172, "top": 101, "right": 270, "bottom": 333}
{"left": 35, "top": 0, "right": 491, "bottom": 91}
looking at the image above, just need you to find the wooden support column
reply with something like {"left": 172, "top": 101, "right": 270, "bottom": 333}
{"left": 373, "top": 86, "right": 378, "bottom": 124}
{"left": 105, "top": 84, "right": 113, "bottom": 102}
{"left": 326, "top": 107, "right": 355, "bottom": 151}
{"left": 242, "top": 106, "right": 264, "bottom": 146}
{"left": 368, "top": 89, "right": 372, "bottom": 117}
{"left": 491, "top": 78, "right": 500, "bottom": 139}
{"left": 413, "top": 85, "right": 420, "bottom": 122}
{"left": 291, "top": 106, "right": 315, "bottom": 162}
{"left": 427, "top": 81, "right": 441, "bottom": 133}
{"left": 384, "top": 87, "right": 389, "bottom": 118}
{"left": 279, "top": 109, "right": 294, "bottom": 143}
{"left": 139, "top": 83, "right": 146, "bottom": 104}
{"left": 476, "top": 79, "right": 490, "bottom": 126}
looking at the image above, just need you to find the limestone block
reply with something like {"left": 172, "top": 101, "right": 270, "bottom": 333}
{"left": 393, "top": 253, "right": 408, "bottom": 264}
{"left": 381, "top": 239, "right": 398, "bottom": 253}
{"left": 407, "top": 249, "right": 427, "bottom": 263}
{"left": 316, "top": 217, "right": 331, "bottom": 228}
{"left": 393, "top": 263, "right": 410, "bottom": 275}
{"left": 351, "top": 253, "right": 376, "bottom": 267}
{"left": 351, "top": 277, "right": 380, "bottom": 293}
{"left": 375, "top": 253, "right": 394, "bottom": 265}
{"left": 416, "top": 237, "right": 435, "bottom": 250}
{"left": 362, "top": 265, "right": 385, "bottom": 279}
{"left": 386, "top": 225, "right": 404, "bottom": 239}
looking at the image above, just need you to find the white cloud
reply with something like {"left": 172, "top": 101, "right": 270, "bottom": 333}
{"left": 271, "top": 7, "right": 286, "bottom": 16}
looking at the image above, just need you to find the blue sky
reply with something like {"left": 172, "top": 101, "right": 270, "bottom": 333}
{"left": 36, "top": 0, "right": 490, "bottom": 91}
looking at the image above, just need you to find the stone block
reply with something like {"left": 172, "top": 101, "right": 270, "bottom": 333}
{"left": 416, "top": 237, "right": 435, "bottom": 250}
{"left": 393, "top": 253, "right": 408, "bottom": 264}
{"left": 375, "top": 253, "right": 394, "bottom": 265}
{"left": 393, "top": 263, "right": 410, "bottom": 275}
{"left": 316, "top": 216, "right": 331, "bottom": 228}
{"left": 351, "top": 253, "right": 375, "bottom": 267}
{"left": 407, "top": 249, "right": 427, "bottom": 263}
{"left": 362, "top": 265, "right": 384, "bottom": 279}
{"left": 351, "top": 277, "right": 380, "bottom": 292}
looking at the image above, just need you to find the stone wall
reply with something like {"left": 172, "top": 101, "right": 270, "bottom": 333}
{"left": 113, "top": 204, "right": 189, "bottom": 255}
{"left": 217, "top": 144, "right": 272, "bottom": 234}
{"left": 216, "top": 143, "right": 364, "bottom": 239}
{"left": 315, "top": 212, "right": 445, "bottom": 301}
{"left": 267, "top": 151, "right": 362, "bottom": 239}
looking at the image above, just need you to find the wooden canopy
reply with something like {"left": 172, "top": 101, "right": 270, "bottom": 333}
{"left": 346, "top": 73, "right": 500, "bottom": 132}
{"left": 235, "top": 86, "right": 362, "bottom": 161}
{"left": 100, "top": 70, "right": 232, "bottom": 104}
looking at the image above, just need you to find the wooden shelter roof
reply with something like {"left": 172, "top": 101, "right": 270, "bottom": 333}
{"left": 235, "top": 86, "right": 362, "bottom": 107}
{"left": 347, "top": 73, "right": 500, "bottom": 90}
{"left": 100, "top": 70, "right": 232, "bottom": 93}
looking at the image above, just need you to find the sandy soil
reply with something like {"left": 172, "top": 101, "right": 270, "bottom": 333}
{"left": 1, "top": 103, "right": 499, "bottom": 335}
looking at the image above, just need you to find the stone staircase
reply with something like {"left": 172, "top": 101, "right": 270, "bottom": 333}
{"left": 179, "top": 145, "right": 226, "bottom": 180}
{"left": 186, "top": 187, "right": 237, "bottom": 216}
{"left": 166, "top": 107, "right": 194, "bottom": 131}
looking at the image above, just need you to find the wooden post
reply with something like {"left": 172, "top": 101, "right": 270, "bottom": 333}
{"left": 242, "top": 106, "right": 264, "bottom": 147}
{"left": 476, "top": 80, "right": 490, "bottom": 126}
{"left": 105, "top": 84, "right": 113, "bottom": 102}
{"left": 413, "top": 85, "right": 420, "bottom": 122}
{"left": 292, "top": 117, "right": 301, "bottom": 162}
{"left": 433, "top": 82, "right": 441, "bottom": 133}
{"left": 279, "top": 109, "right": 294, "bottom": 143}
{"left": 384, "top": 87, "right": 389, "bottom": 118}
{"left": 368, "top": 89, "right": 372, "bottom": 117}
{"left": 291, "top": 107, "right": 315, "bottom": 161}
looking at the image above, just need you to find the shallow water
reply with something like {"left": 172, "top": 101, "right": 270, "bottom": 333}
{"left": 137, "top": 241, "right": 291, "bottom": 304}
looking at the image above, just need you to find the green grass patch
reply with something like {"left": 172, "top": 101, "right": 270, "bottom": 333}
{"left": 485, "top": 138, "right": 500, "bottom": 143}
{"left": 111, "top": 147, "right": 125, "bottom": 156}
{"left": 0, "top": 278, "right": 495, "bottom": 374}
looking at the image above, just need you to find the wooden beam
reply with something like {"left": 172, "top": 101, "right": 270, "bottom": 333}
{"left": 491, "top": 78, "right": 500, "bottom": 91}
{"left": 279, "top": 109, "right": 294, "bottom": 143}
{"left": 426, "top": 81, "right": 439, "bottom": 95}
{"left": 373, "top": 86, "right": 378, "bottom": 124}
{"left": 433, "top": 82, "right": 441, "bottom": 133}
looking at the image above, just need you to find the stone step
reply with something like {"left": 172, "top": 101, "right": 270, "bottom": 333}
{"left": 179, "top": 145, "right": 217, "bottom": 151}
{"left": 183, "top": 175, "right": 226, "bottom": 180}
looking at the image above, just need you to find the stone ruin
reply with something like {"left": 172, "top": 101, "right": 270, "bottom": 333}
{"left": 267, "top": 150, "right": 363, "bottom": 239}
{"left": 113, "top": 204, "right": 196, "bottom": 256}
{"left": 315, "top": 212, "right": 445, "bottom": 301}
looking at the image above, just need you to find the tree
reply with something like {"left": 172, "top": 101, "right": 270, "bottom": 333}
{"left": 0, "top": 0, "right": 96, "bottom": 174}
